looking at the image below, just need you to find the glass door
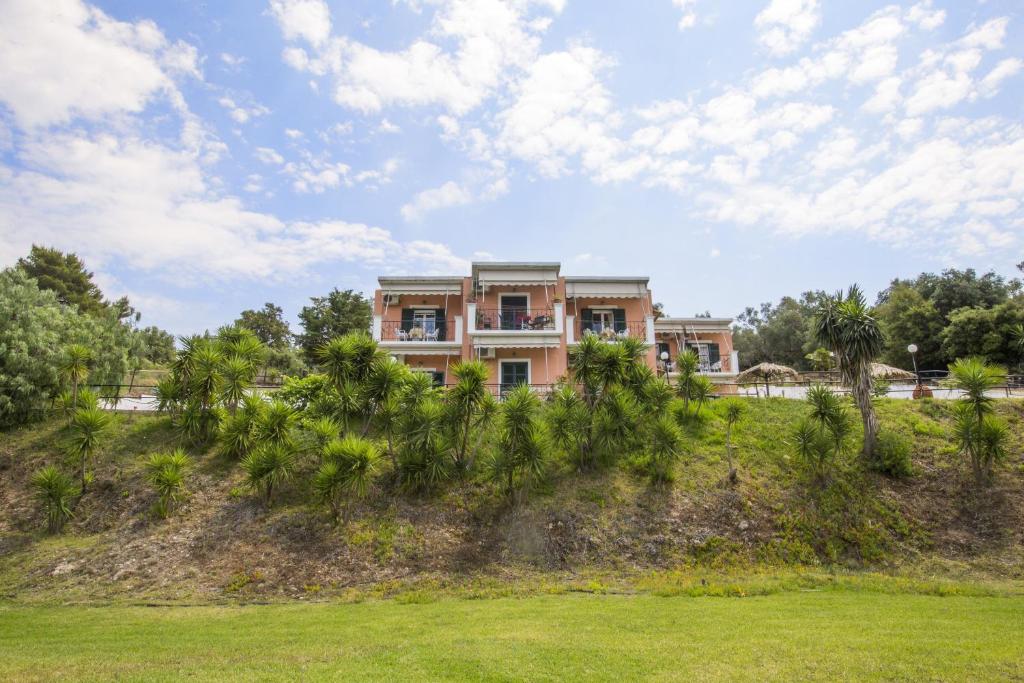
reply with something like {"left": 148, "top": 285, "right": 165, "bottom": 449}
{"left": 500, "top": 296, "right": 528, "bottom": 330}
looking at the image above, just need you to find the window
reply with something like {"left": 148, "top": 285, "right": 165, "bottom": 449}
{"left": 500, "top": 361, "right": 529, "bottom": 393}
{"left": 412, "top": 309, "right": 436, "bottom": 334}
{"left": 499, "top": 295, "right": 528, "bottom": 330}
{"left": 592, "top": 310, "right": 614, "bottom": 333}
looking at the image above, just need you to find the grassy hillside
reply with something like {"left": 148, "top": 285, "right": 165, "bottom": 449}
{"left": 3, "top": 591, "right": 1024, "bottom": 681}
{"left": 1, "top": 398, "right": 1023, "bottom": 603}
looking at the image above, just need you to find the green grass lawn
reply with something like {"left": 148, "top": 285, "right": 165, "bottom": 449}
{"left": 2, "top": 592, "right": 1022, "bottom": 681}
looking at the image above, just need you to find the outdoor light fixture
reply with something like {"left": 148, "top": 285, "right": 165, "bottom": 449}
{"left": 660, "top": 350, "right": 670, "bottom": 376}
{"left": 907, "top": 343, "right": 930, "bottom": 399}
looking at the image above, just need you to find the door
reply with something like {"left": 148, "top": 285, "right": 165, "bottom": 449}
{"left": 500, "top": 295, "right": 528, "bottom": 330}
{"left": 412, "top": 309, "right": 436, "bottom": 337}
{"left": 500, "top": 361, "right": 529, "bottom": 394}
{"left": 592, "top": 310, "right": 614, "bottom": 333}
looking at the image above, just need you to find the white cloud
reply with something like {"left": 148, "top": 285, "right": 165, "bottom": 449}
{"left": 218, "top": 96, "right": 270, "bottom": 124}
{"left": 268, "top": 0, "right": 331, "bottom": 47}
{"left": 754, "top": 0, "right": 820, "bottom": 57}
{"left": 220, "top": 52, "right": 246, "bottom": 68}
{"left": 284, "top": 128, "right": 305, "bottom": 139}
{"left": 0, "top": 0, "right": 199, "bottom": 128}
{"left": 377, "top": 118, "right": 401, "bottom": 134}
{"left": 978, "top": 58, "right": 1023, "bottom": 97}
{"left": 400, "top": 180, "right": 473, "bottom": 221}
{"left": 275, "top": 0, "right": 564, "bottom": 115}
{"left": 255, "top": 147, "right": 285, "bottom": 164}
{"left": 907, "top": 1, "right": 945, "bottom": 31}
{"left": 672, "top": 0, "right": 698, "bottom": 31}
{"left": 495, "top": 44, "right": 620, "bottom": 178}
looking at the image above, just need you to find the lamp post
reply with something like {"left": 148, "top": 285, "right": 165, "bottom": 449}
{"left": 660, "top": 350, "right": 670, "bottom": 377}
{"left": 907, "top": 343, "right": 930, "bottom": 399}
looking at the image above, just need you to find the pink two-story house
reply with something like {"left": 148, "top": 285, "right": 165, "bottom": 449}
{"left": 371, "top": 261, "right": 737, "bottom": 394}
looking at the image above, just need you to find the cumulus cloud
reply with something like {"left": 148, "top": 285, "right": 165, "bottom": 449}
{"left": 400, "top": 180, "right": 473, "bottom": 221}
{"left": 754, "top": 0, "right": 820, "bottom": 57}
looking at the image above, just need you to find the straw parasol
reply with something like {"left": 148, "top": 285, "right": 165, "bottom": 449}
{"left": 870, "top": 362, "right": 915, "bottom": 381}
{"left": 736, "top": 362, "right": 800, "bottom": 397}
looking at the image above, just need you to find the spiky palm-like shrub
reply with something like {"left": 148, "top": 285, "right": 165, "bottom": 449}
{"left": 59, "top": 344, "right": 92, "bottom": 419}
{"left": 154, "top": 375, "right": 183, "bottom": 415}
{"left": 219, "top": 355, "right": 254, "bottom": 415}
{"left": 257, "top": 399, "right": 297, "bottom": 448}
{"left": 31, "top": 465, "right": 79, "bottom": 533}
{"left": 546, "top": 385, "right": 589, "bottom": 469}
{"left": 218, "top": 395, "right": 264, "bottom": 459}
{"left": 689, "top": 375, "right": 716, "bottom": 414}
{"left": 646, "top": 415, "right": 682, "bottom": 483}
{"left": 242, "top": 443, "right": 296, "bottom": 507}
{"left": 674, "top": 349, "right": 700, "bottom": 411}
{"left": 314, "top": 436, "right": 380, "bottom": 523}
{"left": 490, "top": 385, "right": 548, "bottom": 497}
{"left": 791, "top": 385, "right": 853, "bottom": 482}
{"left": 145, "top": 449, "right": 192, "bottom": 517}
{"left": 361, "top": 357, "right": 408, "bottom": 435}
{"left": 813, "top": 285, "right": 885, "bottom": 461}
{"left": 396, "top": 398, "right": 451, "bottom": 491}
{"left": 66, "top": 407, "right": 110, "bottom": 493}
{"left": 446, "top": 360, "right": 489, "bottom": 475}
{"left": 719, "top": 398, "right": 745, "bottom": 483}
{"left": 948, "top": 357, "right": 1008, "bottom": 486}
{"left": 304, "top": 416, "right": 340, "bottom": 458}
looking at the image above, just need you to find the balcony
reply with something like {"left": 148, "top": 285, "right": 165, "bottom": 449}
{"left": 576, "top": 320, "right": 648, "bottom": 342}
{"left": 374, "top": 316, "right": 462, "bottom": 353}
{"left": 380, "top": 319, "right": 456, "bottom": 342}
{"left": 474, "top": 307, "right": 556, "bottom": 331}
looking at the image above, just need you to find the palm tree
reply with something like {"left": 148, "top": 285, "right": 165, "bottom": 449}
{"left": 372, "top": 395, "right": 402, "bottom": 467}
{"left": 720, "top": 398, "right": 745, "bottom": 483}
{"left": 674, "top": 349, "right": 700, "bottom": 410}
{"left": 446, "top": 360, "right": 489, "bottom": 474}
{"left": 219, "top": 355, "right": 253, "bottom": 415}
{"left": 305, "top": 416, "right": 340, "bottom": 458}
{"left": 66, "top": 407, "right": 110, "bottom": 492}
{"left": 315, "top": 436, "right": 380, "bottom": 523}
{"left": 689, "top": 375, "right": 715, "bottom": 413}
{"left": 31, "top": 465, "right": 79, "bottom": 533}
{"left": 242, "top": 442, "right": 296, "bottom": 507}
{"left": 491, "top": 385, "right": 547, "bottom": 497}
{"left": 813, "top": 285, "right": 885, "bottom": 460}
{"left": 646, "top": 415, "right": 682, "bottom": 483}
{"left": 144, "top": 449, "right": 192, "bottom": 517}
{"left": 1012, "top": 323, "right": 1024, "bottom": 369}
{"left": 948, "top": 357, "right": 1008, "bottom": 485}
{"left": 360, "top": 357, "right": 407, "bottom": 435}
{"left": 257, "top": 399, "right": 297, "bottom": 447}
{"left": 59, "top": 344, "right": 92, "bottom": 418}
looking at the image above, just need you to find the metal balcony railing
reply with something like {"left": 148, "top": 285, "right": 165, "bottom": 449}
{"left": 475, "top": 308, "right": 556, "bottom": 331}
{"left": 578, "top": 320, "right": 647, "bottom": 341}
{"left": 380, "top": 319, "right": 455, "bottom": 342}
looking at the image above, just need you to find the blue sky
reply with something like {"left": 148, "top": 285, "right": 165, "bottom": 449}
{"left": 0, "top": 0, "right": 1021, "bottom": 335}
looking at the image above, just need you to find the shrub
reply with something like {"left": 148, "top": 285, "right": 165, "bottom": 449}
{"left": 872, "top": 431, "right": 913, "bottom": 478}
{"left": 145, "top": 449, "right": 192, "bottom": 517}
{"left": 313, "top": 436, "right": 380, "bottom": 523}
{"left": 65, "top": 406, "right": 111, "bottom": 493}
{"left": 31, "top": 465, "right": 79, "bottom": 533}
{"left": 242, "top": 442, "right": 296, "bottom": 507}
{"left": 645, "top": 415, "right": 682, "bottom": 483}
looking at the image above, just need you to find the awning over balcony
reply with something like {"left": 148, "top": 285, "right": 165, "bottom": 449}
{"left": 565, "top": 277, "right": 649, "bottom": 299}
{"left": 473, "top": 262, "right": 560, "bottom": 287}
{"left": 378, "top": 276, "right": 463, "bottom": 296}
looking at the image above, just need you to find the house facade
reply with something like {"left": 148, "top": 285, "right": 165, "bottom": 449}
{"left": 371, "top": 261, "right": 737, "bottom": 394}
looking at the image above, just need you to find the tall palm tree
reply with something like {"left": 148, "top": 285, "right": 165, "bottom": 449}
{"left": 813, "top": 285, "right": 885, "bottom": 460}
{"left": 446, "top": 360, "right": 489, "bottom": 474}
{"left": 59, "top": 344, "right": 92, "bottom": 415}
{"left": 66, "top": 407, "right": 110, "bottom": 492}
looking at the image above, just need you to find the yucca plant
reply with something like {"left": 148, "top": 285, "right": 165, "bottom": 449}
{"left": 720, "top": 398, "right": 745, "bottom": 483}
{"left": 813, "top": 285, "right": 885, "bottom": 460}
{"left": 791, "top": 385, "right": 852, "bottom": 482}
{"left": 646, "top": 415, "right": 682, "bottom": 483}
{"left": 242, "top": 442, "right": 296, "bottom": 507}
{"left": 641, "top": 377, "right": 676, "bottom": 417}
{"left": 178, "top": 399, "right": 223, "bottom": 444}
{"left": 314, "top": 436, "right": 380, "bottom": 523}
{"left": 59, "top": 344, "right": 92, "bottom": 419}
{"left": 361, "top": 357, "right": 408, "bottom": 435}
{"left": 304, "top": 416, "right": 340, "bottom": 458}
{"left": 66, "top": 407, "right": 110, "bottom": 492}
{"left": 31, "top": 465, "right": 79, "bottom": 533}
{"left": 545, "top": 385, "right": 589, "bottom": 469}
{"left": 948, "top": 357, "right": 1008, "bottom": 486}
{"left": 674, "top": 349, "right": 700, "bottom": 411}
{"left": 219, "top": 355, "right": 254, "bottom": 415}
{"left": 689, "top": 375, "right": 716, "bottom": 414}
{"left": 446, "top": 360, "right": 489, "bottom": 475}
{"left": 154, "top": 375, "right": 183, "bottom": 415}
{"left": 218, "top": 397, "right": 263, "bottom": 459}
{"left": 396, "top": 398, "right": 451, "bottom": 491}
{"left": 257, "top": 399, "right": 297, "bottom": 447}
{"left": 372, "top": 395, "right": 402, "bottom": 467}
{"left": 490, "top": 385, "right": 548, "bottom": 497}
{"left": 145, "top": 449, "right": 192, "bottom": 517}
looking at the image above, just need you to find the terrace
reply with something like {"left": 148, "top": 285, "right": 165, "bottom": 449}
{"left": 373, "top": 276, "right": 464, "bottom": 354}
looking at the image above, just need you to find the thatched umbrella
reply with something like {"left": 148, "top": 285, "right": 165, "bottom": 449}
{"left": 736, "top": 362, "right": 800, "bottom": 397}
{"left": 870, "top": 362, "right": 915, "bottom": 381}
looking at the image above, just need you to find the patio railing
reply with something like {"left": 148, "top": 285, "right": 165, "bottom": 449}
{"left": 380, "top": 319, "right": 456, "bottom": 342}
{"left": 578, "top": 320, "right": 647, "bottom": 342}
{"left": 475, "top": 308, "right": 556, "bottom": 331}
